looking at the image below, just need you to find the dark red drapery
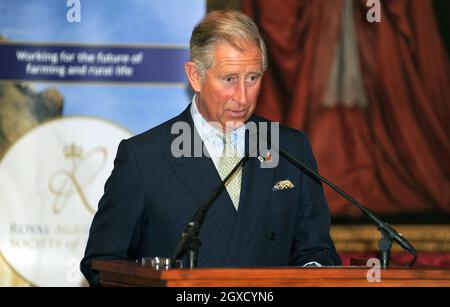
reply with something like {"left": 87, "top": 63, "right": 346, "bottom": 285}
{"left": 243, "top": 0, "right": 450, "bottom": 218}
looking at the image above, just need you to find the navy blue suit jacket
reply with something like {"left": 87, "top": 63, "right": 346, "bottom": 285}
{"left": 80, "top": 106, "right": 341, "bottom": 285}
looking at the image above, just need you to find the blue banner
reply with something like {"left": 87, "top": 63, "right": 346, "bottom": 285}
{"left": 0, "top": 42, "right": 189, "bottom": 84}
{"left": 0, "top": 0, "right": 205, "bottom": 287}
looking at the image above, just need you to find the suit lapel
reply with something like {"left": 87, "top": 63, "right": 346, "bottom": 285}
{"left": 163, "top": 108, "right": 275, "bottom": 260}
{"left": 163, "top": 107, "right": 237, "bottom": 241}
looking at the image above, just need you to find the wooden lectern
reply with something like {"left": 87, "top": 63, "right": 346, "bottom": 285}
{"left": 92, "top": 260, "right": 450, "bottom": 287}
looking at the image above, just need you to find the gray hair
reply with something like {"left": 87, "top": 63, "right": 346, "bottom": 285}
{"left": 189, "top": 10, "right": 267, "bottom": 79}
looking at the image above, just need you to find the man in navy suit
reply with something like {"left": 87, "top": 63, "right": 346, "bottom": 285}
{"left": 81, "top": 10, "right": 340, "bottom": 286}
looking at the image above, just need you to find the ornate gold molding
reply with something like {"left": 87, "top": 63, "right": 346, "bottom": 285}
{"left": 331, "top": 225, "right": 450, "bottom": 252}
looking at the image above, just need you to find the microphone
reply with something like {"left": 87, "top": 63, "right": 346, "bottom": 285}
{"left": 264, "top": 129, "right": 417, "bottom": 268}
{"left": 172, "top": 152, "right": 250, "bottom": 269}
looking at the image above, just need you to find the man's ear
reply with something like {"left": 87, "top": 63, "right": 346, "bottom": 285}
{"left": 184, "top": 61, "right": 202, "bottom": 92}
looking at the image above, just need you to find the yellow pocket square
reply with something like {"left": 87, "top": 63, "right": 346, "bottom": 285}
{"left": 272, "top": 180, "right": 295, "bottom": 191}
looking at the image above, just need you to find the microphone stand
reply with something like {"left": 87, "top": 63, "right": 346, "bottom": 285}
{"left": 172, "top": 156, "right": 249, "bottom": 269}
{"left": 276, "top": 145, "right": 417, "bottom": 268}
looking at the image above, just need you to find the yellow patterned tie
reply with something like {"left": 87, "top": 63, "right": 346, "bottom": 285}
{"left": 218, "top": 133, "right": 242, "bottom": 211}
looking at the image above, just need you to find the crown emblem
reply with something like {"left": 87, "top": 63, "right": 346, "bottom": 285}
{"left": 63, "top": 142, "right": 83, "bottom": 159}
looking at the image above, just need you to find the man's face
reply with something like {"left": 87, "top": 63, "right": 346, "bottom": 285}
{"left": 186, "top": 42, "right": 263, "bottom": 131}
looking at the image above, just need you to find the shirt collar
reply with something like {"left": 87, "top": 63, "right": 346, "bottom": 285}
{"left": 190, "top": 95, "right": 246, "bottom": 148}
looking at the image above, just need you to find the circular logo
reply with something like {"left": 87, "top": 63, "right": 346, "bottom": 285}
{"left": 0, "top": 117, "right": 132, "bottom": 286}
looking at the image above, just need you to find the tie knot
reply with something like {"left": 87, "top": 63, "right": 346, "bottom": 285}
{"left": 218, "top": 132, "right": 240, "bottom": 159}
{"left": 217, "top": 132, "right": 233, "bottom": 146}
{"left": 224, "top": 132, "right": 232, "bottom": 143}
